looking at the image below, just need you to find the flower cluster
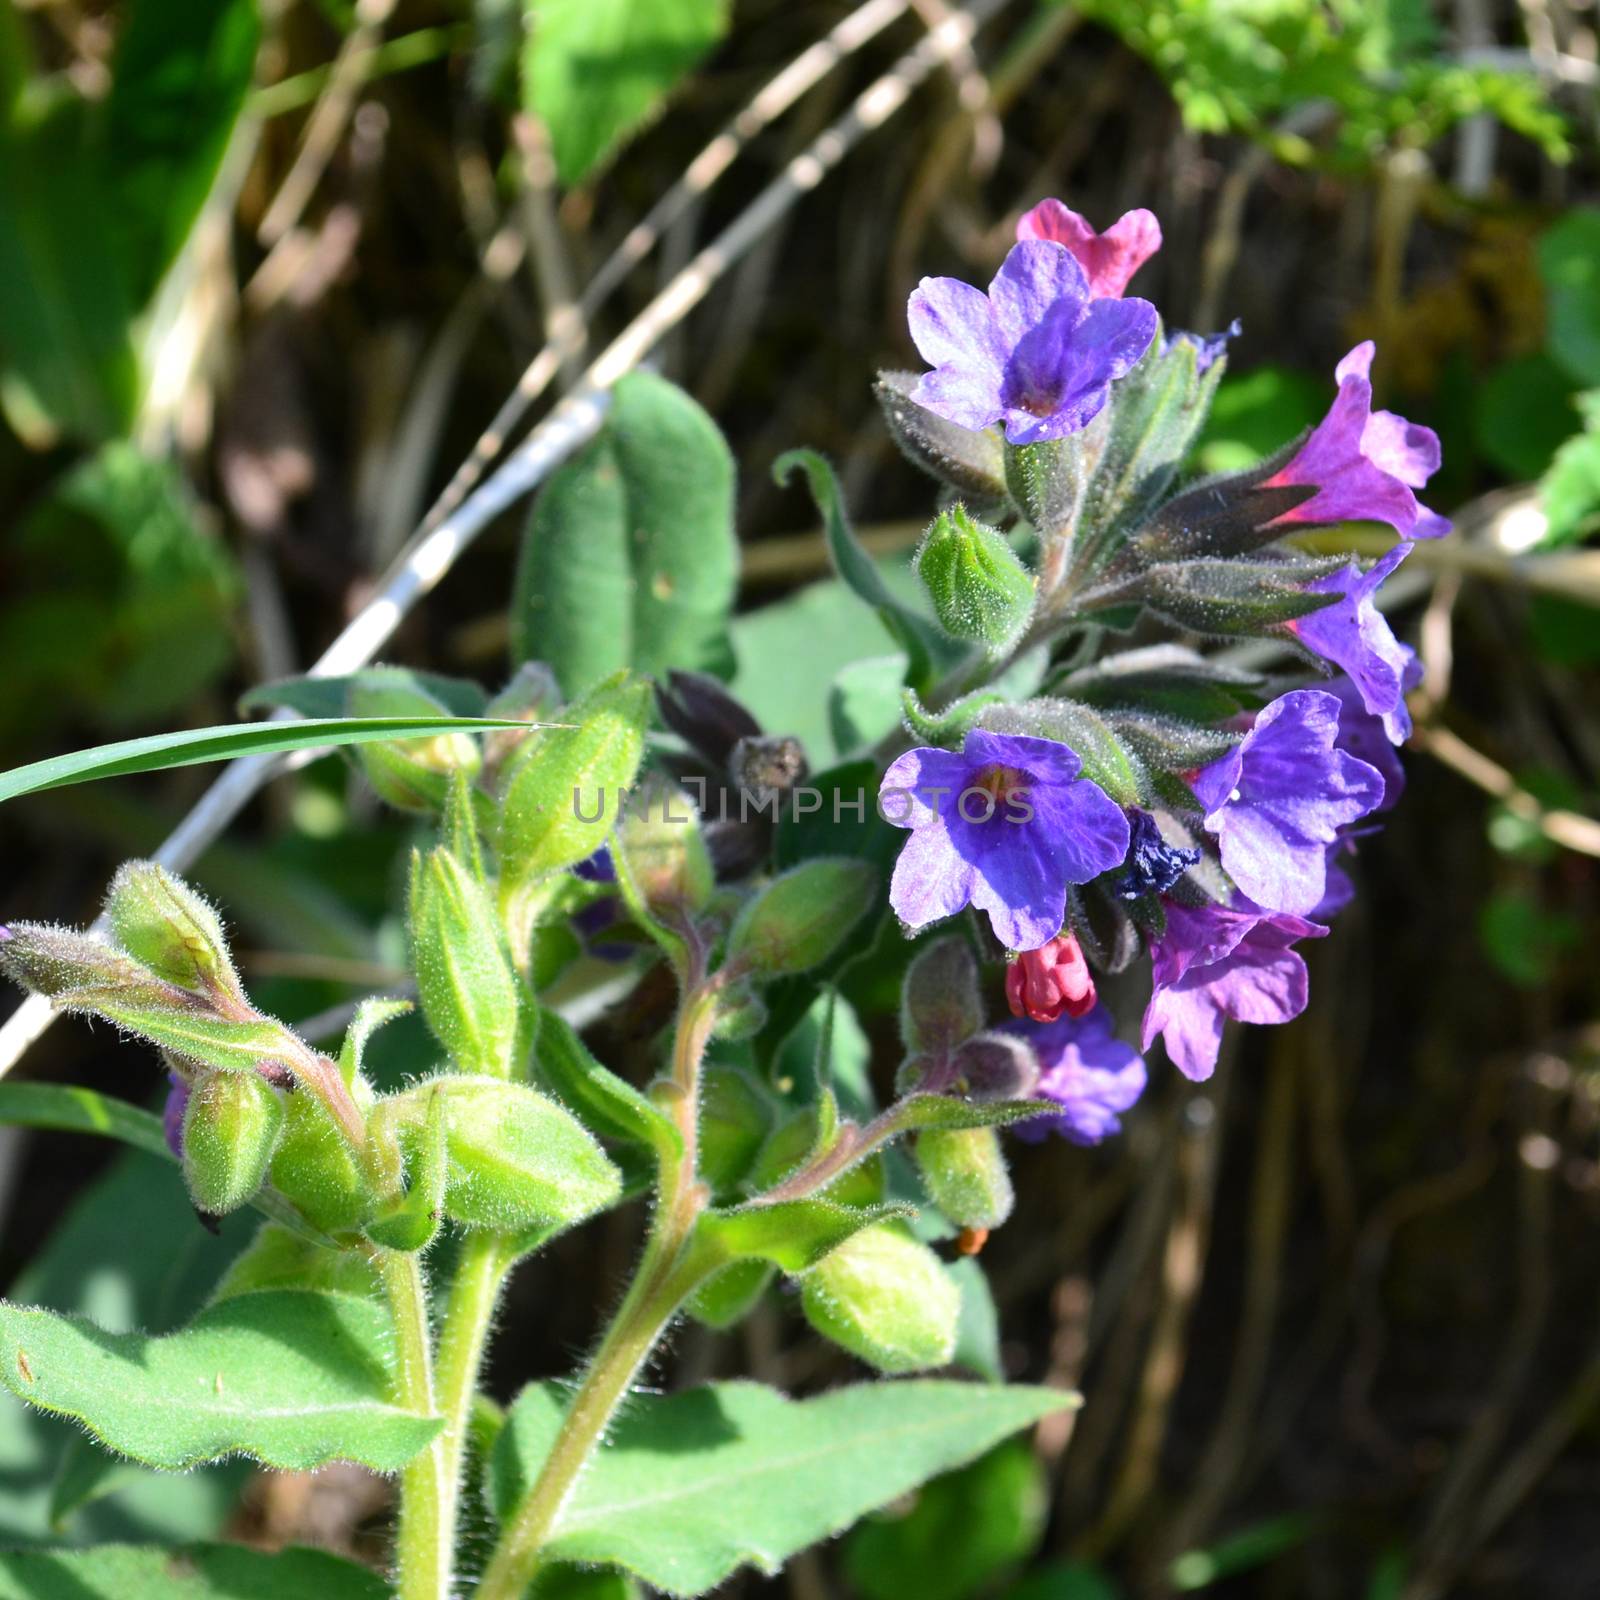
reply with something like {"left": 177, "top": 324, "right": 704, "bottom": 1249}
{"left": 882, "top": 197, "right": 1448, "bottom": 1135}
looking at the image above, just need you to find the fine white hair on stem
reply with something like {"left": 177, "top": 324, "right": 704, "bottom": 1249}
{"left": 0, "top": 0, "right": 1014, "bottom": 1080}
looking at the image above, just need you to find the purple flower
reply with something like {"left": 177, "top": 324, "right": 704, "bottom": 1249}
{"left": 1194, "top": 690, "right": 1385, "bottom": 917}
{"left": 1264, "top": 342, "right": 1450, "bottom": 540}
{"left": 1289, "top": 543, "right": 1417, "bottom": 742}
{"left": 908, "top": 241, "right": 1157, "bottom": 445}
{"left": 1009, "top": 1005, "right": 1147, "bottom": 1144}
{"left": 880, "top": 728, "right": 1130, "bottom": 951}
{"left": 1015, "top": 200, "right": 1162, "bottom": 299}
{"left": 1142, "top": 898, "right": 1327, "bottom": 1081}
{"left": 1327, "top": 675, "right": 1408, "bottom": 807}
{"left": 1165, "top": 318, "right": 1241, "bottom": 375}
{"left": 162, "top": 1073, "right": 190, "bottom": 1159}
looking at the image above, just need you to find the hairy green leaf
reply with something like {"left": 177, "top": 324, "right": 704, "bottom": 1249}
{"left": 0, "top": 1291, "right": 441, "bottom": 1472}
{"left": 492, "top": 1379, "right": 1079, "bottom": 1595}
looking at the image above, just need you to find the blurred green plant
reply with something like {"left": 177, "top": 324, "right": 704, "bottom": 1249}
{"left": 1075, "top": 0, "right": 1568, "bottom": 165}
{"left": 0, "top": 0, "right": 259, "bottom": 443}
{"left": 0, "top": 444, "right": 238, "bottom": 740}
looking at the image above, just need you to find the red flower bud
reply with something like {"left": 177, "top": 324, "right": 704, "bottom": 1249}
{"left": 1005, "top": 932, "right": 1095, "bottom": 1024}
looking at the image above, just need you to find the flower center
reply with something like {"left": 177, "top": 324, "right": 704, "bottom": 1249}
{"left": 972, "top": 764, "right": 1029, "bottom": 806}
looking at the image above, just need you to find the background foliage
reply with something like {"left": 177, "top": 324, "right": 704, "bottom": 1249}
{"left": 1, "top": 0, "right": 1599, "bottom": 1596}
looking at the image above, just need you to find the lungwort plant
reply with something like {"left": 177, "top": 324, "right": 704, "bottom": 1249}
{"left": 0, "top": 198, "right": 1448, "bottom": 1598}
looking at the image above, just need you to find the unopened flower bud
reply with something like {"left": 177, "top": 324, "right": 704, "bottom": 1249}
{"left": 728, "top": 734, "right": 807, "bottom": 798}
{"left": 1006, "top": 932, "right": 1095, "bottom": 1024}
{"left": 182, "top": 1071, "right": 286, "bottom": 1217}
{"left": 657, "top": 670, "right": 762, "bottom": 769}
{"left": 915, "top": 1125, "right": 1014, "bottom": 1230}
{"left": 915, "top": 504, "right": 1035, "bottom": 652}
{"left": 800, "top": 1223, "right": 959, "bottom": 1374}
{"left": 727, "top": 859, "right": 876, "bottom": 978}
{"left": 349, "top": 680, "right": 482, "bottom": 814}
{"left": 899, "top": 936, "right": 983, "bottom": 1059}
{"left": 948, "top": 1031, "right": 1041, "bottom": 1101}
{"left": 0, "top": 921, "right": 170, "bottom": 1005}
{"left": 408, "top": 845, "right": 520, "bottom": 1078}
{"left": 483, "top": 661, "right": 564, "bottom": 783}
{"left": 616, "top": 782, "right": 714, "bottom": 915}
{"left": 106, "top": 861, "right": 241, "bottom": 998}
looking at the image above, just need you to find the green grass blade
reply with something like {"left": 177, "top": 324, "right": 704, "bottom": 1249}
{"left": 0, "top": 716, "right": 530, "bottom": 805}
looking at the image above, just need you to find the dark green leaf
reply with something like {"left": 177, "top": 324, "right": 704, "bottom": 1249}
{"left": 533, "top": 1009, "right": 681, "bottom": 1159}
{"left": 514, "top": 371, "right": 736, "bottom": 694}
{"left": 100, "top": 0, "right": 261, "bottom": 304}
{"left": 1539, "top": 208, "right": 1600, "bottom": 386}
{"left": 774, "top": 449, "right": 952, "bottom": 692}
{"left": 0, "top": 1543, "right": 389, "bottom": 1600}
{"left": 240, "top": 667, "right": 490, "bottom": 719}
{"left": 843, "top": 1438, "right": 1047, "bottom": 1600}
{"left": 695, "top": 1199, "right": 904, "bottom": 1273}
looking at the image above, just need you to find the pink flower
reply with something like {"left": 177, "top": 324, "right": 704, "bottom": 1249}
{"left": 1006, "top": 931, "right": 1096, "bottom": 1024}
{"left": 1016, "top": 200, "right": 1162, "bottom": 299}
{"left": 1265, "top": 343, "right": 1450, "bottom": 540}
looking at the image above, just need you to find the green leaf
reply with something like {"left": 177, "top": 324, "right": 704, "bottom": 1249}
{"left": 514, "top": 370, "right": 736, "bottom": 693}
{"left": 1539, "top": 208, "right": 1600, "bottom": 387}
{"left": 774, "top": 448, "right": 952, "bottom": 692}
{"left": 0, "top": 1150, "right": 255, "bottom": 1544}
{"left": 1194, "top": 364, "right": 1325, "bottom": 476}
{"left": 892, "top": 1094, "right": 1058, "bottom": 1133}
{"left": 0, "top": 1290, "right": 441, "bottom": 1472}
{"left": 100, "top": 0, "right": 261, "bottom": 305}
{"left": 0, "top": 716, "right": 527, "bottom": 806}
{"left": 695, "top": 1199, "right": 904, "bottom": 1273}
{"left": 1541, "top": 389, "right": 1600, "bottom": 546}
{"left": 0, "top": 1543, "right": 389, "bottom": 1600}
{"left": 1073, "top": 331, "right": 1223, "bottom": 582}
{"left": 0, "top": 98, "right": 140, "bottom": 441}
{"left": 843, "top": 1438, "right": 1047, "bottom": 1600}
{"left": 534, "top": 1009, "right": 681, "bottom": 1160}
{"left": 492, "top": 1379, "right": 1079, "bottom": 1595}
{"left": 0, "top": 1083, "right": 171, "bottom": 1164}
{"left": 1473, "top": 353, "right": 1578, "bottom": 481}
{"left": 731, "top": 576, "right": 896, "bottom": 762}
{"left": 211, "top": 1222, "right": 380, "bottom": 1303}
{"left": 240, "top": 667, "right": 490, "bottom": 720}
{"left": 400, "top": 1075, "right": 624, "bottom": 1231}
{"left": 1008, "top": 1563, "right": 1122, "bottom": 1600}
{"left": 6, "top": 445, "right": 239, "bottom": 727}
{"left": 522, "top": 0, "right": 728, "bottom": 186}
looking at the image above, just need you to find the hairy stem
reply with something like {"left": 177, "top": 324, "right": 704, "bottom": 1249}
{"left": 378, "top": 1249, "right": 450, "bottom": 1600}
{"left": 476, "top": 981, "right": 720, "bottom": 1600}
{"left": 433, "top": 1230, "right": 512, "bottom": 1582}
